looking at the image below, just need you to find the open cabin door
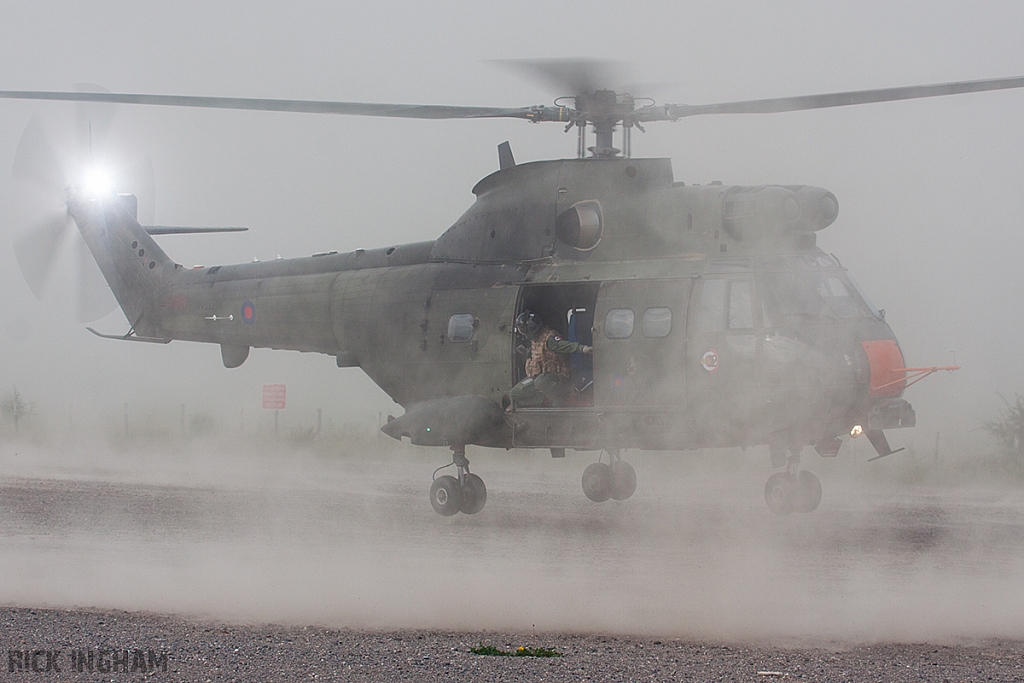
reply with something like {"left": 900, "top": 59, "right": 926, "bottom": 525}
{"left": 514, "top": 283, "right": 600, "bottom": 407}
{"left": 592, "top": 279, "right": 691, "bottom": 409}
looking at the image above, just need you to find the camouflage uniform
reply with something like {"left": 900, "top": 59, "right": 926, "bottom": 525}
{"left": 509, "top": 328, "right": 590, "bottom": 407}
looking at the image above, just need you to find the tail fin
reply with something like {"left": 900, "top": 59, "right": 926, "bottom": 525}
{"left": 67, "top": 191, "right": 175, "bottom": 335}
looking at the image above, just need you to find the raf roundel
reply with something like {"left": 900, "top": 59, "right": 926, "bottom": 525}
{"left": 701, "top": 348, "right": 720, "bottom": 374}
{"left": 241, "top": 300, "right": 256, "bottom": 325}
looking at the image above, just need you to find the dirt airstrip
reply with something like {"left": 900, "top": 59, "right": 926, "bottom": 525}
{"left": 2, "top": 439, "right": 1023, "bottom": 680}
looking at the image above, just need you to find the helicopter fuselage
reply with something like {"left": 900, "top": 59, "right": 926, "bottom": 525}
{"left": 14, "top": 68, "right": 1010, "bottom": 515}
{"left": 68, "top": 155, "right": 913, "bottom": 457}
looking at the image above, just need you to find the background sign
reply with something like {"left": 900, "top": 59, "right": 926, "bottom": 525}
{"left": 262, "top": 384, "right": 286, "bottom": 410}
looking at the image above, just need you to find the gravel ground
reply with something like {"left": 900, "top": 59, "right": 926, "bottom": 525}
{"left": 3, "top": 441, "right": 1024, "bottom": 680}
{"left": 3, "top": 606, "right": 1024, "bottom": 681}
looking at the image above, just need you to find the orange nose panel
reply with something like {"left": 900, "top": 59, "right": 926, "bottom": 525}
{"left": 861, "top": 340, "right": 906, "bottom": 397}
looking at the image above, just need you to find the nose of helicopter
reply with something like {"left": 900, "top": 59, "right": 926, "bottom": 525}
{"left": 853, "top": 336, "right": 917, "bottom": 436}
{"left": 861, "top": 339, "right": 906, "bottom": 397}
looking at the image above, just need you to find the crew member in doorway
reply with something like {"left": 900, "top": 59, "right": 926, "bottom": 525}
{"left": 508, "top": 310, "right": 593, "bottom": 410}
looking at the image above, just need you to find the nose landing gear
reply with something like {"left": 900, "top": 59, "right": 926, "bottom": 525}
{"left": 429, "top": 445, "right": 487, "bottom": 516}
{"left": 764, "top": 447, "right": 822, "bottom": 515}
{"left": 582, "top": 449, "right": 636, "bottom": 502}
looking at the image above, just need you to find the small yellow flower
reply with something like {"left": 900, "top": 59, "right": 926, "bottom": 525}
{"left": 517, "top": 646, "right": 525, "bottom": 651}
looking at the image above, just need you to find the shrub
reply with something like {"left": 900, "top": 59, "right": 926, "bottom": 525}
{"left": 983, "top": 393, "right": 1024, "bottom": 468}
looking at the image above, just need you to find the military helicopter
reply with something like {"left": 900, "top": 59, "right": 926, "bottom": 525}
{"left": 4, "top": 61, "right": 1012, "bottom": 516}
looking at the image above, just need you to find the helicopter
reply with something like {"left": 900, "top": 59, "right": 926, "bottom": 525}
{"left": 4, "top": 61, "right": 1010, "bottom": 516}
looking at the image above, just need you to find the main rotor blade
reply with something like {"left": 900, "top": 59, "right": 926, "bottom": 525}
{"left": 0, "top": 91, "right": 544, "bottom": 120}
{"left": 650, "top": 75, "right": 1024, "bottom": 119}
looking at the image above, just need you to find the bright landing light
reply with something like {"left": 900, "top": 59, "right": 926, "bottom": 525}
{"left": 80, "top": 166, "right": 114, "bottom": 198}
{"left": 850, "top": 424, "right": 863, "bottom": 437}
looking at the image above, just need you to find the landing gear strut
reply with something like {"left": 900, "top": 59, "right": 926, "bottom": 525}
{"left": 582, "top": 449, "right": 637, "bottom": 503}
{"left": 429, "top": 445, "right": 487, "bottom": 516}
{"left": 764, "top": 446, "right": 822, "bottom": 515}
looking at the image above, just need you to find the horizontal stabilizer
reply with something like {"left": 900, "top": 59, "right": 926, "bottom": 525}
{"left": 86, "top": 326, "right": 171, "bottom": 344}
{"left": 144, "top": 226, "right": 248, "bottom": 235}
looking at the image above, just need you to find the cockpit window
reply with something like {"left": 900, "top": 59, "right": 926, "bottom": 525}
{"left": 804, "top": 254, "right": 840, "bottom": 269}
{"left": 761, "top": 270, "right": 869, "bottom": 324}
{"left": 814, "top": 276, "right": 862, "bottom": 317}
{"left": 846, "top": 274, "right": 882, "bottom": 318}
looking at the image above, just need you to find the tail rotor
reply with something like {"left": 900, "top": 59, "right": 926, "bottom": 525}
{"left": 10, "top": 101, "right": 155, "bottom": 323}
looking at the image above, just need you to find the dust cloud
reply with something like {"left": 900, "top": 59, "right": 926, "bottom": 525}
{"left": 2, "top": 432, "right": 1023, "bottom": 644}
{"left": 1, "top": 0, "right": 1024, "bottom": 649}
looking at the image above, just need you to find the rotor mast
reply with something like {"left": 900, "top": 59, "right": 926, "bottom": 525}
{"left": 568, "top": 89, "right": 638, "bottom": 159}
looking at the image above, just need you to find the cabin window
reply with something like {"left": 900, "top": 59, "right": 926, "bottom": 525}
{"left": 447, "top": 313, "right": 476, "bottom": 342}
{"left": 605, "top": 308, "right": 634, "bottom": 339}
{"left": 642, "top": 307, "right": 672, "bottom": 338}
{"left": 728, "top": 280, "right": 753, "bottom": 329}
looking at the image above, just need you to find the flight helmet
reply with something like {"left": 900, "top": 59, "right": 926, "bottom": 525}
{"left": 515, "top": 310, "right": 542, "bottom": 339}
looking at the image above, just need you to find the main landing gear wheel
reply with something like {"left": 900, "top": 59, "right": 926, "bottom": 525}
{"left": 764, "top": 473, "right": 794, "bottom": 515}
{"left": 582, "top": 462, "right": 614, "bottom": 502}
{"left": 430, "top": 475, "right": 462, "bottom": 516}
{"left": 583, "top": 449, "right": 638, "bottom": 503}
{"left": 460, "top": 473, "right": 487, "bottom": 515}
{"left": 429, "top": 445, "right": 487, "bottom": 516}
{"left": 794, "top": 470, "right": 822, "bottom": 513}
{"left": 764, "top": 445, "right": 823, "bottom": 515}
{"left": 610, "top": 461, "right": 637, "bottom": 501}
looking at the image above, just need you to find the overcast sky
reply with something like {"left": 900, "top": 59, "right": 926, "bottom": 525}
{"left": 1, "top": 1, "right": 1022, "bottom": 450}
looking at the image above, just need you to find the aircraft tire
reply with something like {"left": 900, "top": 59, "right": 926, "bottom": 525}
{"left": 794, "top": 470, "right": 822, "bottom": 513}
{"left": 764, "top": 473, "right": 795, "bottom": 515}
{"left": 610, "top": 461, "right": 637, "bottom": 501}
{"left": 582, "top": 463, "right": 614, "bottom": 503}
{"left": 429, "top": 475, "right": 463, "bottom": 516}
{"left": 460, "top": 473, "right": 487, "bottom": 514}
